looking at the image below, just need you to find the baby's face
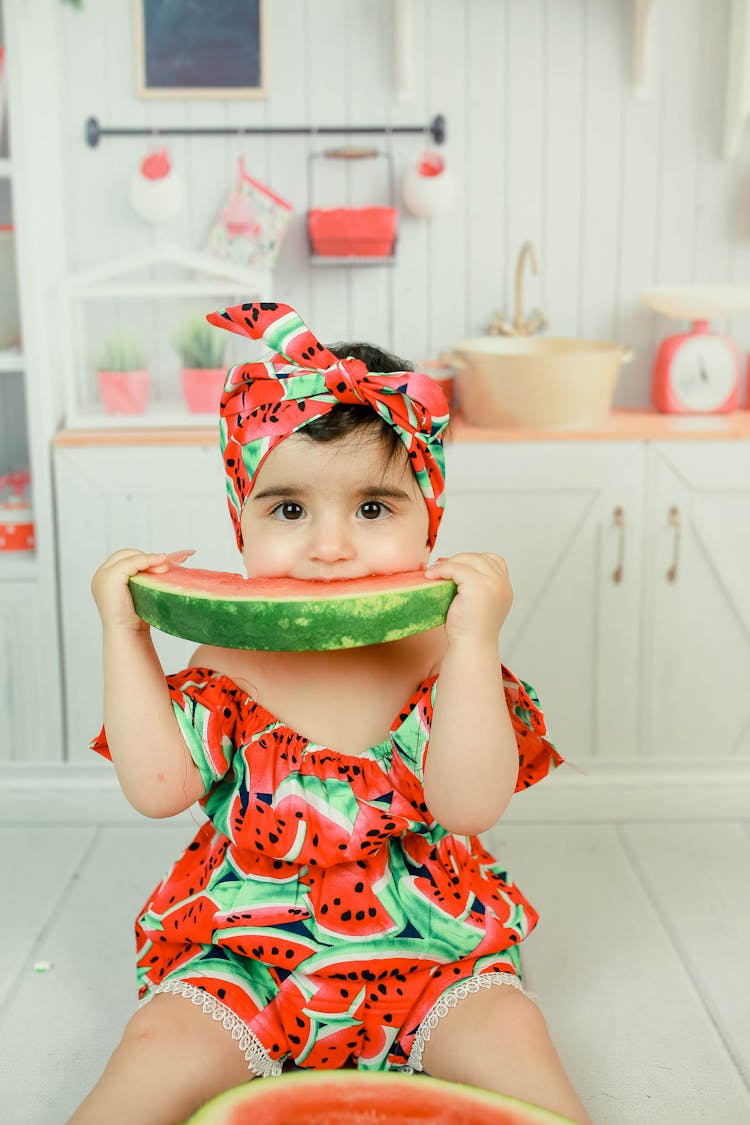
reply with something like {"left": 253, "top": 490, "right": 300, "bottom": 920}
{"left": 240, "top": 432, "right": 431, "bottom": 580}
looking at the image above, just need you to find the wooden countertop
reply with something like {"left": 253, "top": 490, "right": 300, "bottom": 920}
{"left": 54, "top": 408, "right": 750, "bottom": 447}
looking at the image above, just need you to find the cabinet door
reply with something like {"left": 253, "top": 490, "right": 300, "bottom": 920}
{"left": 437, "top": 442, "right": 645, "bottom": 760}
{"left": 55, "top": 443, "right": 239, "bottom": 762}
{"left": 643, "top": 443, "right": 750, "bottom": 759}
{"left": 0, "top": 581, "right": 51, "bottom": 761}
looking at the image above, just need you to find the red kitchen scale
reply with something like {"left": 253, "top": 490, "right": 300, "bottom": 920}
{"left": 641, "top": 286, "right": 750, "bottom": 414}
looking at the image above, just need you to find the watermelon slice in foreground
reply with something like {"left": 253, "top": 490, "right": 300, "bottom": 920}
{"left": 184, "top": 1070, "right": 578, "bottom": 1125}
{"left": 129, "top": 566, "right": 456, "bottom": 651}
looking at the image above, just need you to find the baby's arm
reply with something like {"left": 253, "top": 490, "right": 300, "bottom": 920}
{"left": 91, "top": 549, "right": 204, "bottom": 818}
{"left": 422, "top": 553, "right": 519, "bottom": 835}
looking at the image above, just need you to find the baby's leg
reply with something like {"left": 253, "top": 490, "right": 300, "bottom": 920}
{"left": 67, "top": 992, "right": 256, "bottom": 1125}
{"left": 418, "top": 979, "right": 592, "bottom": 1125}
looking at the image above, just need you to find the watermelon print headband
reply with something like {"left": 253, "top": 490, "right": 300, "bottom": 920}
{"left": 206, "top": 302, "right": 450, "bottom": 551}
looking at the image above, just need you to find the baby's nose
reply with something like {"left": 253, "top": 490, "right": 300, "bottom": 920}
{"left": 309, "top": 516, "right": 355, "bottom": 562}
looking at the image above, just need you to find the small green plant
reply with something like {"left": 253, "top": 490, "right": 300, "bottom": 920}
{"left": 96, "top": 332, "right": 147, "bottom": 372}
{"left": 174, "top": 317, "right": 227, "bottom": 369}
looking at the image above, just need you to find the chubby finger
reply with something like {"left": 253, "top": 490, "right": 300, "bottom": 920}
{"left": 425, "top": 552, "right": 509, "bottom": 583}
{"left": 100, "top": 548, "right": 155, "bottom": 569}
{"left": 107, "top": 551, "right": 169, "bottom": 577}
{"left": 146, "top": 549, "right": 196, "bottom": 573}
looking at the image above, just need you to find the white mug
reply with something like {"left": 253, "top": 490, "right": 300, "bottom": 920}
{"left": 401, "top": 150, "right": 455, "bottom": 219}
{"left": 129, "top": 148, "right": 184, "bottom": 225}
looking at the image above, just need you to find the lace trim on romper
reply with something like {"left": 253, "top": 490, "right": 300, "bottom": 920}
{"left": 139, "top": 981, "right": 284, "bottom": 1078}
{"left": 404, "top": 971, "right": 533, "bottom": 1074}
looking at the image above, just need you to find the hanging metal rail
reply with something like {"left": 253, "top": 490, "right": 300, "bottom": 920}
{"left": 85, "top": 113, "right": 446, "bottom": 148}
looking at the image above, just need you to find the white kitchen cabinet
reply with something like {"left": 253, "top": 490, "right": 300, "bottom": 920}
{"left": 438, "top": 442, "right": 646, "bottom": 761}
{"left": 54, "top": 440, "right": 241, "bottom": 761}
{"left": 54, "top": 434, "right": 750, "bottom": 767}
{"left": 0, "top": 0, "right": 67, "bottom": 762}
{"left": 641, "top": 442, "right": 750, "bottom": 759}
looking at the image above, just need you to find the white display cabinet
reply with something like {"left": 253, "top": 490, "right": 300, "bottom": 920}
{"left": 58, "top": 245, "right": 272, "bottom": 429}
{"left": 0, "top": 0, "right": 67, "bottom": 759}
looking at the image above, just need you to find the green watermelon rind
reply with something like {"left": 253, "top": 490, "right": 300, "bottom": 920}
{"left": 129, "top": 568, "right": 456, "bottom": 652}
{"left": 184, "top": 1070, "right": 578, "bottom": 1123}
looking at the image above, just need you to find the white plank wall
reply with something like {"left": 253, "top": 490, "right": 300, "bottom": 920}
{"left": 35, "top": 0, "right": 749, "bottom": 413}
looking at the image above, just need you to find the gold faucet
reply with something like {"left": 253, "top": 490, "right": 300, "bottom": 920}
{"left": 488, "top": 241, "right": 547, "bottom": 336}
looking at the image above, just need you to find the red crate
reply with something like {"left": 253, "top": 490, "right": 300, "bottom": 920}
{"left": 307, "top": 206, "right": 398, "bottom": 258}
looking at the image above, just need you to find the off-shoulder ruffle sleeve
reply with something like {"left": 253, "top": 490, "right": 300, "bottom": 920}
{"left": 502, "top": 665, "right": 563, "bottom": 790}
{"left": 89, "top": 668, "right": 242, "bottom": 796}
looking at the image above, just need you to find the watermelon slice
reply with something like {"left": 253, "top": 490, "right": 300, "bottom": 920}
{"left": 184, "top": 1070, "right": 577, "bottom": 1124}
{"left": 129, "top": 567, "right": 455, "bottom": 651}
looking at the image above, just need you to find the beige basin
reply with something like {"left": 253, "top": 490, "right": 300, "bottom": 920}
{"left": 451, "top": 336, "right": 633, "bottom": 430}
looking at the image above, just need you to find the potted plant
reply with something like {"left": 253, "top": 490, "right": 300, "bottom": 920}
{"left": 96, "top": 332, "right": 149, "bottom": 414}
{"left": 174, "top": 317, "right": 227, "bottom": 414}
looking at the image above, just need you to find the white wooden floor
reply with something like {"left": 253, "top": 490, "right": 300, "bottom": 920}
{"left": 1, "top": 764, "right": 749, "bottom": 1125}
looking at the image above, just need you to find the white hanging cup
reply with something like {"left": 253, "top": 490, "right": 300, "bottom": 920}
{"left": 401, "top": 149, "right": 455, "bottom": 219}
{"left": 129, "top": 148, "right": 184, "bottom": 224}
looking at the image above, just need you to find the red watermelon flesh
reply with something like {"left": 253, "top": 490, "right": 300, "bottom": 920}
{"left": 185, "top": 1070, "right": 577, "bottom": 1123}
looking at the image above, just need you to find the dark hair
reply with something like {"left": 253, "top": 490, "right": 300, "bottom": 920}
{"left": 298, "top": 342, "right": 412, "bottom": 466}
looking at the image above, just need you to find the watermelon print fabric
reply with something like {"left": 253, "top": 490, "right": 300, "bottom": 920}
{"left": 91, "top": 665, "right": 562, "bottom": 1075}
{"left": 207, "top": 302, "right": 450, "bottom": 552}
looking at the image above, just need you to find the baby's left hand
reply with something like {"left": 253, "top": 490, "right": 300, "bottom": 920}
{"left": 424, "top": 552, "right": 513, "bottom": 645}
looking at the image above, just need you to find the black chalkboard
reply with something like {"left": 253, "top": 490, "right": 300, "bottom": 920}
{"left": 135, "top": 0, "right": 266, "bottom": 98}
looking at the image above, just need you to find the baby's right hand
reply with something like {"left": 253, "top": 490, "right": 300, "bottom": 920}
{"left": 91, "top": 549, "right": 193, "bottom": 632}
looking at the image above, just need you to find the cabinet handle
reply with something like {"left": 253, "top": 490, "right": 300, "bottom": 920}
{"left": 666, "top": 505, "right": 681, "bottom": 583}
{"left": 612, "top": 505, "right": 625, "bottom": 584}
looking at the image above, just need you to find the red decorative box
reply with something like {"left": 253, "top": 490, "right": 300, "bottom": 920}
{"left": 307, "top": 207, "right": 398, "bottom": 258}
{"left": 0, "top": 471, "right": 35, "bottom": 552}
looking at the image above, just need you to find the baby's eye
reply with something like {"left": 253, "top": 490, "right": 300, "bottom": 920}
{"left": 272, "top": 501, "right": 305, "bottom": 521}
{"left": 359, "top": 500, "right": 390, "bottom": 520}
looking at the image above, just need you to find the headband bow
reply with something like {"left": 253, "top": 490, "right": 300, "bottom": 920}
{"left": 206, "top": 302, "right": 449, "bottom": 551}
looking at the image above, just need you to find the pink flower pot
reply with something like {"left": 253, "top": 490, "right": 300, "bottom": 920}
{"left": 97, "top": 369, "right": 150, "bottom": 414}
{"left": 181, "top": 367, "right": 226, "bottom": 414}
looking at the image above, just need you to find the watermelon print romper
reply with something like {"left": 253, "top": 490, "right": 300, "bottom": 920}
{"left": 92, "top": 663, "right": 562, "bottom": 1077}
